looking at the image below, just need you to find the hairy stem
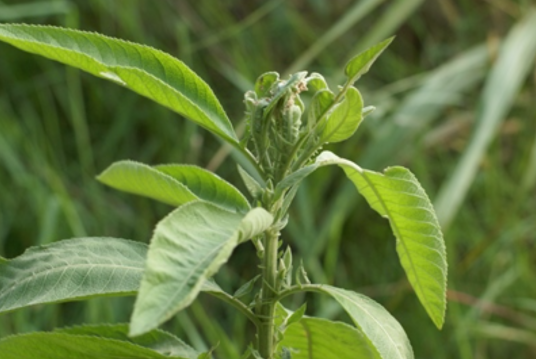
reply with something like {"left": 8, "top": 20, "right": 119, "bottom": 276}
{"left": 257, "top": 228, "right": 279, "bottom": 358}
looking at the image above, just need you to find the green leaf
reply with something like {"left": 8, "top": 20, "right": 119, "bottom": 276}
{"left": 233, "top": 274, "right": 261, "bottom": 298}
{"left": 280, "top": 316, "right": 381, "bottom": 359}
{"left": 318, "top": 152, "right": 447, "bottom": 328}
{"left": 130, "top": 202, "right": 272, "bottom": 336}
{"left": 254, "top": 71, "right": 279, "bottom": 98}
{"left": 0, "top": 237, "right": 146, "bottom": 315}
{"left": 320, "top": 86, "right": 363, "bottom": 143}
{"left": 56, "top": 324, "right": 199, "bottom": 359}
{"left": 285, "top": 303, "right": 307, "bottom": 327}
{"left": 0, "top": 24, "right": 237, "bottom": 144}
{"left": 306, "top": 73, "right": 329, "bottom": 92}
{"left": 319, "top": 286, "right": 413, "bottom": 359}
{"left": 278, "top": 151, "right": 447, "bottom": 329}
{"left": 98, "top": 160, "right": 249, "bottom": 212}
{"left": 344, "top": 37, "right": 394, "bottom": 84}
{"left": 0, "top": 332, "right": 191, "bottom": 359}
{"left": 308, "top": 89, "right": 334, "bottom": 127}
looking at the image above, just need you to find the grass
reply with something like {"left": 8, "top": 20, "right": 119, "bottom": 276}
{"left": 1, "top": 0, "right": 536, "bottom": 358}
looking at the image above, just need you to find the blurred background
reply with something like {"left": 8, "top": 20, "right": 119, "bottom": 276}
{"left": 1, "top": 0, "right": 536, "bottom": 358}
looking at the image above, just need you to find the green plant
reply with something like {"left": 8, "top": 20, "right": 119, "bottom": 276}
{"left": 0, "top": 24, "right": 447, "bottom": 359}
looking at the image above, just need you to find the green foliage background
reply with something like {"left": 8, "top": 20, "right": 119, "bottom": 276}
{"left": 1, "top": 0, "right": 535, "bottom": 358}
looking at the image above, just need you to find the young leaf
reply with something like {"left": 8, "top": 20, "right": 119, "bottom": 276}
{"left": 233, "top": 274, "right": 261, "bottom": 298}
{"left": 130, "top": 202, "right": 272, "bottom": 336}
{"left": 345, "top": 37, "right": 394, "bottom": 84}
{"left": 318, "top": 286, "right": 413, "bottom": 359}
{"left": 285, "top": 303, "right": 307, "bottom": 327}
{"left": 0, "top": 24, "right": 237, "bottom": 144}
{"left": 98, "top": 161, "right": 249, "bottom": 213}
{"left": 0, "top": 332, "right": 191, "bottom": 359}
{"left": 320, "top": 86, "right": 363, "bottom": 143}
{"left": 56, "top": 324, "right": 199, "bottom": 359}
{"left": 308, "top": 89, "right": 335, "bottom": 128}
{"left": 280, "top": 316, "right": 381, "bottom": 359}
{"left": 263, "top": 71, "right": 308, "bottom": 116}
{"left": 0, "top": 237, "right": 147, "bottom": 315}
{"left": 237, "top": 165, "right": 263, "bottom": 199}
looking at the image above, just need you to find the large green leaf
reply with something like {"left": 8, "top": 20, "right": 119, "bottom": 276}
{"left": 56, "top": 324, "right": 199, "bottom": 359}
{"left": 320, "top": 86, "right": 363, "bottom": 143}
{"left": 0, "top": 332, "right": 192, "bottom": 359}
{"left": 278, "top": 151, "right": 447, "bottom": 329}
{"left": 0, "top": 237, "right": 146, "bottom": 315}
{"left": 97, "top": 160, "right": 249, "bottom": 212}
{"left": 0, "top": 24, "right": 237, "bottom": 143}
{"left": 344, "top": 37, "right": 394, "bottom": 84}
{"left": 130, "top": 202, "right": 272, "bottom": 336}
{"left": 320, "top": 152, "right": 447, "bottom": 328}
{"left": 281, "top": 316, "right": 381, "bottom": 359}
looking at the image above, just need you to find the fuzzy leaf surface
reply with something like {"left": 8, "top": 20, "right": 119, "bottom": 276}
{"left": 0, "top": 332, "right": 191, "bottom": 359}
{"left": 345, "top": 37, "right": 394, "bottom": 84}
{"left": 281, "top": 316, "right": 381, "bottom": 359}
{"left": 56, "top": 324, "right": 199, "bottom": 359}
{"left": 130, "top": 202, "right": 272, "bottom": 336}
{"left": 98, "top": 161, "right": 249, "bottom": 212}
{"left": 0, "top": 237, "right": 146, "bottom": 315}
{"left": 320, "top": 86, "right": 363, "bottom": 143}
{"left": 0, "top": 24, "right": 237, "bottom": 143}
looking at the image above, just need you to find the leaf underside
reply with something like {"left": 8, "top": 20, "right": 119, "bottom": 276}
{"left": 130, "top": 202, "right": 272, "bottom": 336}
{"left": 0, "top": 24, "right": 237, "bottom": 143}
{"left": 0, "top": 237, "right": 147, "bottom": 315}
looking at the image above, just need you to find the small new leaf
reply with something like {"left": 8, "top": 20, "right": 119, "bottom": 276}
{"left": 320, "top": 86, "right": 363, "bottom": 143}
{"left": 286, "top": 303, "right": 307, "bottom": 327}
{"left": 234, "top": 275, "right": 261, "bottom": 298}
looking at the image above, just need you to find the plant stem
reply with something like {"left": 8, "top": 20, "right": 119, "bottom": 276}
{"left": 257, "top": 228, "right": 279, "bottom": 359}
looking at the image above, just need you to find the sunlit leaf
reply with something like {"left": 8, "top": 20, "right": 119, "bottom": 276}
{"left": 0, "top": 237, "right": 146, "bottom": 315}
{"left": 278, "top": 151, "right": 447, "bottom": 329}
{"left": 318, "top": 152, "right": 447, "bottom": 328}
{"left": 130, "top": 202, "right": 272, "bottom": 336}
{"left": 98, "top": 161, "right": 249, "bottom": 212}
{"left": 320, "top": 86, "right": 363, "bottom": 143}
